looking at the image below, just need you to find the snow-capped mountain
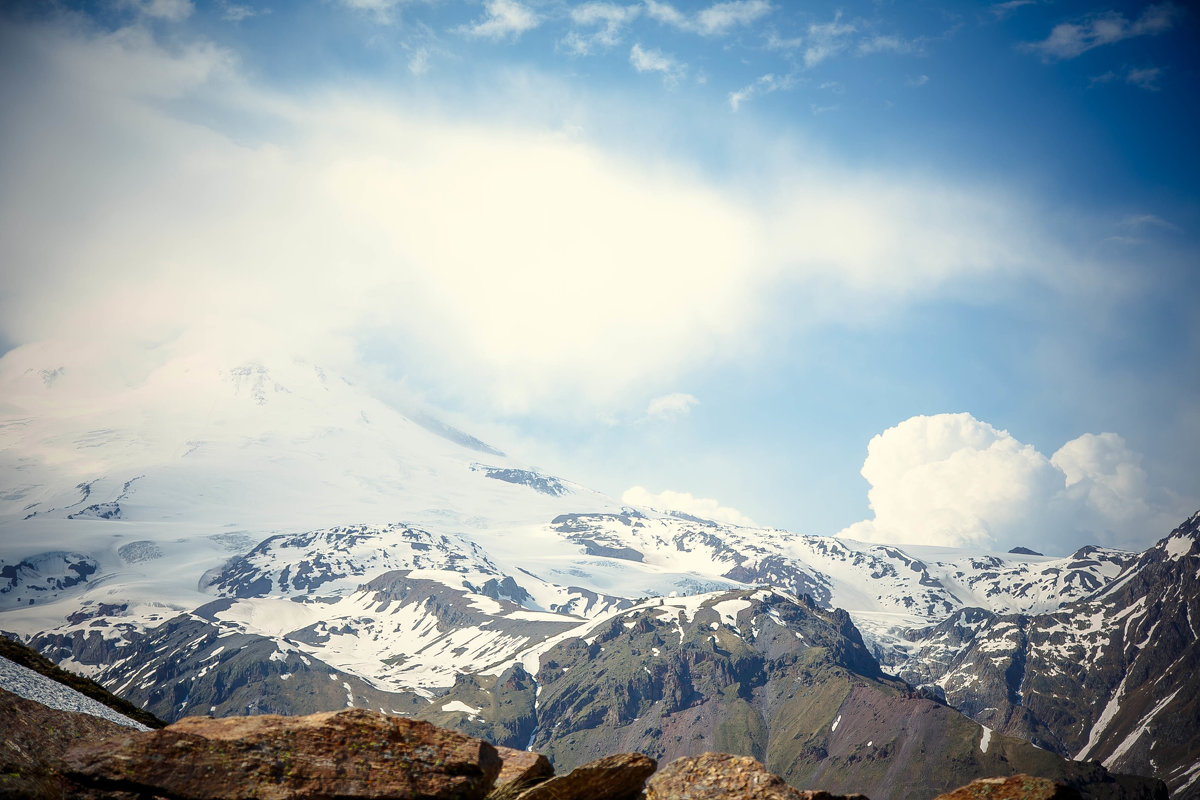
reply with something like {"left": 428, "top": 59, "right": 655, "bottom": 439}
{"left": 0, "top": 351, "right": 1195, "bottom": 798}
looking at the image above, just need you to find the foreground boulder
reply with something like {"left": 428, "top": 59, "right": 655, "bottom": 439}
{"left": 512, "top": 752, "right": 656, "bottom": 800}
{"left": 934, "top": 776, "right": 1082, "bottom": 800}
{"left": 0, "top": 687, "right": 135, "bottom": 800}
{"left": 646, "top": 752, "right": 869, "bottom": 800}
{"left": 493, "top": 745, "right": 554, "bottom": 789}
{"left": 65, "top": 708, "right": 501, "bottom": 800}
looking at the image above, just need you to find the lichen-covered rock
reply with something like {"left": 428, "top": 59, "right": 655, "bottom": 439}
{"left": 646, "top": 752, "right": 869, "bottom": 800}
{"left": 0, "top": 688, "right": 134, "bottom": 800}
{"left": 934, "top": 775, "right": 1082, "bottom": 800}
{"left": 65, "top": 708, "right": 502, "bottom": 800}
{"left": 513, "top": 752, "right": 655, "bottom": 800}
{"left": 493, "top": 746, "right": 553, "bottom": 789}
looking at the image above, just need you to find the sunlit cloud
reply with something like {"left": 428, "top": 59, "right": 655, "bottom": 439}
{"left": 462, "top": 0, "right": 540, "bottom": 40}
{"left": 563, "top": 2, "right": 640, "bottom": 55}
{"left": 644, "top": 0, "right": 772, "bottom": 36}
{"left": 646, "top": 393, "right": 698, "bottom": 419}
{"left": 836, "top": 414, "right": 1185, "bottom": 553}
{"left": 629, "top": 42, "right": 686, "bottom": 83}
{"left": 622, "top": 486, "right": 756, "bottom": 526}
{"left": 0, "top": 15, "right": 1121, "bottom": 423}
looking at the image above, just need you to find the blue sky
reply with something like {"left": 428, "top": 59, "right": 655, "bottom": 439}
{"left": 0, "top": 0, "right": 1196, "bottom": 553}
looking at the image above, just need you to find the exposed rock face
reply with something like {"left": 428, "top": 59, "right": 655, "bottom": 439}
{"left": 0, "top": 687, "right": 133, "bottom": 800}
{"left": 647, "top": 752, "right": 867, "bottom": 800}
{"left": 65, "top": 709, "right": 502, "bottom": 800}
{"left": 512, "top": 752, "right": 656, "bottom": 800}
{"left": 32, "top": 604, "right": 428, "bottom": 721}
{"left": 933, "top": 775, "right": 1081, "bottom": 800}
{"left": 480, "top": 588, "right": 1165, "bottom": 800}
{"left": 891, "top": 513, "right": 1200, "bottom": 798}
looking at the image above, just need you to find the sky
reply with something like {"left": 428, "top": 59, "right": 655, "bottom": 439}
{"left": 0, "top": 0, "right": 1197, "bottom": 555}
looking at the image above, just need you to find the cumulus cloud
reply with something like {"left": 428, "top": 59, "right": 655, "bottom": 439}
{"left": 622, "top": 486, "right": 756, "bottom": 526}
{"left": 836, "top": 413, "right": 1184, "bottom": 553}
{"left": 644, "top": 0, "right": 771, "bottom": 36}
{"left": 0, "top": 16, "right": 1104, "bottom": 421}
{"left": 1023, "top": 3, "right": 1181, "bottom": 61}
{"left": 646, "top": 392, "right": 698, "bottom": 419}
{"left": 629, "top": 42, "right": 686, "bottom": 82}
{"left": 462, "top": 0, "right": 540, "bottom": 39}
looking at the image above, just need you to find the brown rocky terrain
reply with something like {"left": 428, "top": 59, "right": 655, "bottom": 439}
{"left": 1, "top": 697, "right": 1169, "bottom": 800}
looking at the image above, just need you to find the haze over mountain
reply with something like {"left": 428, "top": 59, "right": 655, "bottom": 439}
{"left": 1, "top": 352, "right": 1196, "bottom": 797}
{"left": 1, "top": 3, "right": 1198, "bottom": 799}
{"left": 0, "top": 0, "right": 1196, "bottom": 549}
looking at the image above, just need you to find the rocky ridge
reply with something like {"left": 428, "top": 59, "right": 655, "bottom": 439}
{"left": 1, "top": 699, "right": 1166, "bottom": 800}
{"left": 881, "top": 512, "right": 1200, "bottom": 797}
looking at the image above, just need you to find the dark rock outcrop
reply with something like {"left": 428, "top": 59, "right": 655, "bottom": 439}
{"left": 512, "top": 752, "right": 656, "bottom": 800}
{"left": 65, "top": 709, "right": 502, "bottom": 800}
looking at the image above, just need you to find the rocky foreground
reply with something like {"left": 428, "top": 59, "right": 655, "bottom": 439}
{"left": 0, "top": 693, "right": 1167, "bottom": 800}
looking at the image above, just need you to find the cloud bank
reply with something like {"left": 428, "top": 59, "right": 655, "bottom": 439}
{"left": 622, "top": 486, "right": 756, "bottom": 526}
{"left": 0, "top": 14, "right": 1110, "bottom": 424}
{"left": 837, "top": 413, "right": 1185, "bottom": 553}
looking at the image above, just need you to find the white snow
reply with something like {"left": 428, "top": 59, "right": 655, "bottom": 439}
{"left": 712, "top": 597, "right": 752, "bottom": 628}
{"left": 0, "top": 655, "right": 149, "bottom": 730}
{"left": 441, "top": 700, "right": 482, "bottom": 715}
{"left": 980, "top": 726, "right": 992, "bottom": 754}
{"left": 831, "top": 714, "right": 841, "bottom": 732}
{"left": 1164, "top": 534, "right": 1193, "bottom": 561}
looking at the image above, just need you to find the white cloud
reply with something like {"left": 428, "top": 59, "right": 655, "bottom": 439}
{"left": 1120, "top": 213, "right": 1179, "bottom": 232}
{"left": 728, "top": 72, "right": 794, "bottom": 111}
{"left": 1024, "top": 3, "right": 1181, "bottom": 61}
{"left": 622, "top": 486, "right": 756, "bottom": 526}
{"left": 408, "top": 46, "right": 431, "bottom": 75}
{"left": 646, "top": 392, "right": 698, "bottom": 419}
{"left": 1125, "top": 66, "right": 1162, "bottom": 91}
{"left": 696, "top": 0, "right": 772, "bottom": 35}
{"left": 857, "top": 34, "right": 919, "bottom": 56}
{"left": 463, "top": 0, "right": 540, "bottom": 40}
{"left": 220, "top": 3, "right": 259, "bottom": 23}
{"left": 766, "top": 15, "right": 919, "bottom": 68}
{"left": 630, "top": 42, "right": 686, "bottom": 82}
{"left": 836, "top": 413, "right": 1184, "bottom": 553}
{"left": 0, "top": 17, "right": 1109, "bottom": 420}
{"left": 907, "top": 74, "right": 929, "bottom": 87}
{"left": 644, "top": 0, "right": 771, "bottom": 36}
{"left": 803, "top": 14, "right": 856, "bottom": 67}
{"left": 118, "top": 0, "right": 195, "bottom": 22}
{"left": 990, "top": 1, "right": 1036, "bottom": 20}
{"left": 336, "top": 0, "right": 407, "bottom": 23}
{"left": 563, "top": 3, "right": 641, "bottom": 54}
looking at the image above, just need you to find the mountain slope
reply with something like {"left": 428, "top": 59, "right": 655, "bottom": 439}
{"left": 0, "top": 351, "right": 1192, "bottom": 799}
{"left": 890, "top": 513, "right": 1200, "bottom": 797}
{"left": 430, "top": 587, "right": 1163, "bottom": 800}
